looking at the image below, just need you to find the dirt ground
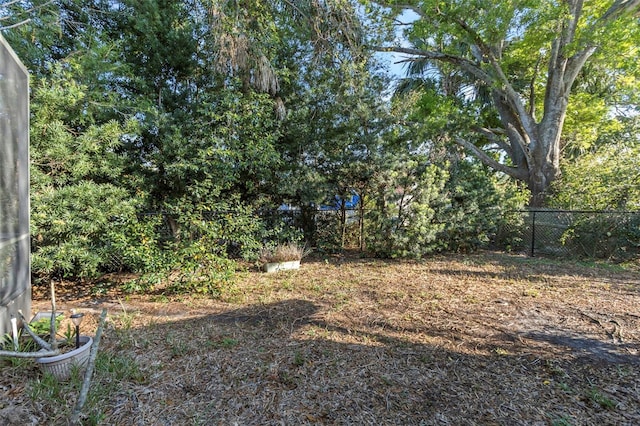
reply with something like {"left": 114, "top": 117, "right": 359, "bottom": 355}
{"left": 2, "top": 250, "right": 639, "bottom": 425}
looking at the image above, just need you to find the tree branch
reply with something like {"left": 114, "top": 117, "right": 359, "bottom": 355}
{"left": 601, "top": 0, "right": 640, "bottom": 21}
{"left": 0, "top": 349, "right": 60, "bottom": 358}
{"left": 473, "top": 126, "right": 512, "bottom": 156}
{"left": 562, "top": 0, "right": 639, "bottom": 95}
{"left": 506, "top": 122, "right": 532, "bottom": 170}
{"left": 446, "top": 12, "right": 537, "bottom": 136}
{"left": 454, "top": 136, "right": 528, "bottom": 181}
{"left": 71, "top": 309, "right": 108, "bottom": 425}
{"left": 372, "top": 45, "right": 495, "bottom": 85}
{"left": 379, "top": 10, "right": 537, "bottom": 138}
{"left": 0, "top": 19, "right": 31, "bottom": 30}
{"left": 0, "top": 0, "right": 55, "bottom": 19}
{"left": 529, "top": 56, "right": 542, "bottom": 120}
{"left": 0, "top": 0, "right": 23, "bottom": 13}
{"left": 565, "top": 46, "right": 598, "bottom": 90}
{"left": 564, "top": 0, "right": 584, "bottom": 46}
{"left": 487, "top": 55, "right": 538, "bottom": 137}
{"left": 18, "top": 311, "right": 53, "bottom": 351}
{"left": 453, "top": 17, "right": 492, "bottom": 59}
{"left": 280, "top": 0, "right": 310, "bottom": 21}
{"left": 45, "top": 279, "right": 60, "bottom": 350}
{"left": 1, "top": 0, "right": 55, "bottom": 31}
{"left": 0, "top": 310, "right": 61, "bottom": 358}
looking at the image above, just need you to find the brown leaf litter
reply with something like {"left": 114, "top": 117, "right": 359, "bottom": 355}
{"left": 2, "top": 251, "right": 639, "bottom": 425}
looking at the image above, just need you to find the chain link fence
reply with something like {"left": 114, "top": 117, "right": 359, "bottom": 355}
{"left": 133, "top": 208, "right": 639, "bottom": 264}
{"left": 497, "top": 210, "right": 640, "bottom": 260}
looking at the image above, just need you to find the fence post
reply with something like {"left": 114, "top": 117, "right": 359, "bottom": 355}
{"left": 530, "top": 211, "right": 536, "bottom": 257}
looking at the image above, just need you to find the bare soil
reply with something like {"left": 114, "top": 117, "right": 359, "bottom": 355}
{"left": 2, "top": 251, "right": 639, "bottom": 425}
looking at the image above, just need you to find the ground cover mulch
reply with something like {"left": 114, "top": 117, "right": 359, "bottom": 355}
{"left": 1, "top": 251, "right": 639, "bottom": 425}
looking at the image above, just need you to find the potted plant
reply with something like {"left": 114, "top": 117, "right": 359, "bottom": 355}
{"left": 0, "top": 282, "right": 93, "bottom": 380}
{"left": 33, "top": 310, "right": 93, "bottom": 381}
{"left": 259, "top": 242, "right": 311, "bottom": 273}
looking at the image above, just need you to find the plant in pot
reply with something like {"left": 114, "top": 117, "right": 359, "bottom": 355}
{"left": 0, "top": 281, "right": 93, "bottom": 381}
{"left": 259, "top": 242, "right": 311, "bottom": 273}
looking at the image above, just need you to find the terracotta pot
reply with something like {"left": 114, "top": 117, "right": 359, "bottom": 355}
{"left": 35, "top": 335, "right": 93, "bottom": 380}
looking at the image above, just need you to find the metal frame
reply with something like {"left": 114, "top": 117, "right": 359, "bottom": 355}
{"left": 0, "top": 31, "right": 30, "bottom": 336}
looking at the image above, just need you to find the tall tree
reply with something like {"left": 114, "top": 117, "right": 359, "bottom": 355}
{"left": 371, "top": 0, "right": 640, "bottom": 206}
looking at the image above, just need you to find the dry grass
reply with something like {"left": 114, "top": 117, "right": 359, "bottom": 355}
{"left": 2, "top": 251, "right": 640, "bottom": 425}
{"left": 260, "top": 242, "right": 311, "bottom": 263}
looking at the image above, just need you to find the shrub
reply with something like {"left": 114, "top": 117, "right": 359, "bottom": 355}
{"left": 365, "top": 160, "right": 448, "bottom": 258}
{"left": 31, "top": 182, "right": 143, "bottom": 280}
{"left": 436, "top": 161, "right": 529, "bottom": 253}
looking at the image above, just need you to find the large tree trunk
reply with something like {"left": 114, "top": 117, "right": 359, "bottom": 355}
{"left": 527, "top": 137, "right": 561, "bottom": 207}
{"left": 528, "top": 104, "right": 566, "bottom": 207}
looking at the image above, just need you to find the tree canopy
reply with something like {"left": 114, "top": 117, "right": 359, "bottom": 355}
{"left": 371, "top": 0, "right": 640, "bottom": 206}
{"left": 0, "top": 0, "right": 637, "bottom": 280}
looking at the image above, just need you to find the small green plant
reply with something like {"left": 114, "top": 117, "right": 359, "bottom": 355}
{"left": 62, "top": 323, "right": 76, "bottom": 347}
{"left": 0, "top": 332, "right": 18, "bottom": 351}
{"left": 587, "top": 387, "right": 616, "bottom": 409}
{"left": 90, "top": 281, "right": 115, "bottom": 296}
{"left": 95, "top": 352, "right": 147, "bottom": 383}
{"left": 293, "top": 351, "right": 305, "bottom": 367}
{"left": 418, "top": 354, "right": 432, "bottom": 364}
{"left": 557, "top": 382, "right": 573, "bottom": 394}
{"left": 29, "top": 315, "right": 62, "bottom": 337}
{"left": 494, "top": 347, "right": 509, "bottom": 356}
{"left": 24, "top": 350, "right": 146, "bottom": 423}
{"left": 551, "top": 415, "right": 574, "bottom": 426}
{"left": 114, "top": 299, "right": 136, "bottom": 331}
{"left": 220, "top": 337, "right": 238, "bottom": 348}
{"left": 170, "top": 341, "right": 190, "bottom": 358}
{"left": 121, "top": 271, "right": 169, "bottom": 294}
{"left": 28, "top": 369, "right": 68, "bottom": 401}
{"left": 545, "top": 359, "right": 567, "bottom": 378}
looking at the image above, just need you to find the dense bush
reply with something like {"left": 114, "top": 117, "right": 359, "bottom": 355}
{"left": 436, "top": 160, "right": 529, "bottom": 253}
{"left": 360, "top": 152, "right": 528, "bottom": 258}
{"left": 560, "top": 213, "right": 640, "bottom": 260}
{"left": 29, "top": 68, "right": 146, "bottom": 280}
{"left": 30, "top": 182, "right": 142, "bottom": 280}
{"left": 365, "top": 158, "right": 449, "bottom": 258}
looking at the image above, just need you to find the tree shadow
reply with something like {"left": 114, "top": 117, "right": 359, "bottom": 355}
{"left": 523, "top": 329, "right": 639, "bottom": 364}
{"left": 94, "top": 298, "right": 640, "bottom": 425}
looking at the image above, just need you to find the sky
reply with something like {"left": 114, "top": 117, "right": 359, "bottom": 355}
{"left": 375, "top": 8, "right": 420, "bottom": 79}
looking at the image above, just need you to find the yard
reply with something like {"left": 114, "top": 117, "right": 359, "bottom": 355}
{"left": 2, "top": 251, "right": 639, "bottom": 425}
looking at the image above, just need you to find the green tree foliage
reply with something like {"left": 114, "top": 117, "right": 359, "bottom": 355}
{"left": 1, "top": 1, "right": 69, "bottom": 68}
{"left": 279, "top": 57, "right": 396, "bottom": 246}
{"left": 6, "top": 0, "right": 636, "bottom": 283}
{"left": 381, "top": 77, "right": 530, "bottom": 255}
{"left": 436, "top": 158, "right": 529, "bottom": 253}
{"left": 107, "top": 0, "right": 290, "bottom": 210}
{"left": 551, "top": 124, "right": 640, "bottom": 211}
{"left": 550, "top": 56, "right": 640, "bottom": 211}
{"left": 29, "top": 65, "right": 146, "bottom": 279}
{"left": 369, "top": 0, "right": 640, "bottom": 206}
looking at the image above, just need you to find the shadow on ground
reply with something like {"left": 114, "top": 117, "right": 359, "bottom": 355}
{"left": 88, "top": 297, "right": 640, "bottom": 425}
